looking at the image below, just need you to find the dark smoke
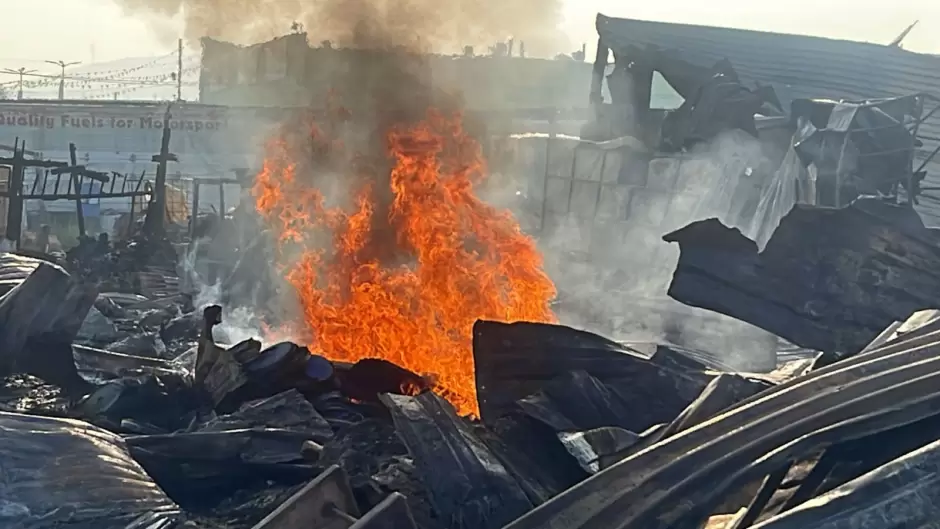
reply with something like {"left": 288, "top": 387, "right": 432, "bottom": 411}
{"left": 112, "top": 0, "right": 568, "bottom": 56}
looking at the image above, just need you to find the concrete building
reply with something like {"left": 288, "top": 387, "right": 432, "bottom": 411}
{"left": 197, "top": 33, "right": 597, "bottom": 112}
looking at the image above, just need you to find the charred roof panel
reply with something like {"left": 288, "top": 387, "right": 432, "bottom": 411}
{"left": 596, "top": 14, "right": 940, "bottom": 224}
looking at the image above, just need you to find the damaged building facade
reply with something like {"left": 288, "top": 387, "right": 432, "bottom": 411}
{"left": 587, "top": 14, "right": 940, "bottom": 224}
{"left": 198, "top": 32, "right": 594, "bottom": 113}
{"left": 493, "top": 14, "right": 940, "bottom": 365}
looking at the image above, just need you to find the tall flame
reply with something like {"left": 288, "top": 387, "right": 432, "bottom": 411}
{"left": 253, "top": 107, "right": 556, "bottom": 415}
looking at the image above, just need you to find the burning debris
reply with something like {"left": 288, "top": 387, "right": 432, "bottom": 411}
{"left": 252, "top": 105, "right": 556, "bottom": 417}
{"left": 11, "top": 247, "right": 940, "bottom": 529}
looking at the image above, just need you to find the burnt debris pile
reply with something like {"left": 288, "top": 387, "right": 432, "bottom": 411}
{"left": 6, "top": 22, "right": 940, "bottom": 529}
{"left": 5, "top": 192, "right": 940, "bottom": 529}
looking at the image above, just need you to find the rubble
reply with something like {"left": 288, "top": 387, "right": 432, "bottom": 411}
{"left": 501, "top": 308, "right": 940, "bottom": 529}
{"left": 382, "top": 392, "right": 532, "bottom": 529}
{"left": 0, "top": 250, "right": 797, "bottom": 529}
{"left": 6, "top": 189, "right": 940, "bottom": 529}
{"left": 14, "top": 241, "right": 940, "bottom": 529}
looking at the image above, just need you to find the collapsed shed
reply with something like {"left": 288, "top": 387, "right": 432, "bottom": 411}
{"left": 589, "top": 14, "right": 940, "bottom": 224}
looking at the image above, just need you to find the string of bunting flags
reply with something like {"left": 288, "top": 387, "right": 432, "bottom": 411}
{"left": 0, "top": 52, "right": 199, "bottom": 91}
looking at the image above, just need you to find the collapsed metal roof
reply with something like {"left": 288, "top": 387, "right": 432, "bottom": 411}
{"left": 596, "top": 14, "right": 940, "bottom": 225}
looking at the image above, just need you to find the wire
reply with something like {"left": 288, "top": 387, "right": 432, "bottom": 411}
{"left": 0, "top": 49, "right": 198, "bottom": 91}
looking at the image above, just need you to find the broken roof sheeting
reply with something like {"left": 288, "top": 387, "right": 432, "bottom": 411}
{"left": 596, "top": 14, "right": 940, "bottom": 225}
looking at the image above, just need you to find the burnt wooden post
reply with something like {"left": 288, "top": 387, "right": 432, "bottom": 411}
{"left": 50, "top": 147, "right": 109, "bottom": 238}
{"left": 0, "top": 143, "right": 72, "bottom": 247}
{"left": 127, "top": 174, "right": 147, "bottom": 239}
{"left": 148, "top": 106, "right": 178, "bottom": 237}
{"left": 218, "top": 178, "right": 226, "bottom": 218}
{"left": 68, "top": 143, "right": 86, "bottom": 237}
{"left": 4, "top": 143, "right": 25, "bottom": 245}
{"left": 190, "top": 180, "right": 200, "bottom": 239}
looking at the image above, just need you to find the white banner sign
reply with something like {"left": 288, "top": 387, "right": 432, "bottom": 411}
{"left": 0, "top": 103, "right": 228, "bottom": 133}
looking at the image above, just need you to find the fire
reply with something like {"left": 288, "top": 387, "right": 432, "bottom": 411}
{"left": 253, "top": 106, "right": 556, "bottom": 416}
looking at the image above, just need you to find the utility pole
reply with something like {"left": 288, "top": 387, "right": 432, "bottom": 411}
{"left": 1, "top": 68, "right": 37, "bottom": 100}
{"left": 44, "top": 60, "right": 80, "bottom": 100}
{"left": 177, "top": 38, "right": 183, "bottom": 101}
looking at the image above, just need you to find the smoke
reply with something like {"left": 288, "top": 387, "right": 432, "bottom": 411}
{"left": 507, "top": 125, "right": 787, "bottom": 372}
{"left": 112, "top": 0, "right": 568, "bottom": 56}
{"left": 179, "top": 239, "right": 293, "bottom": 347}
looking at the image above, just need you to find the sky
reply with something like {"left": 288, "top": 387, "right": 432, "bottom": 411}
{"left": 1, "top": 0, "right": 938, "bottom": 76}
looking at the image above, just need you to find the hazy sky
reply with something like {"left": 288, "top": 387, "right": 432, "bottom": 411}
{"left": 1, "top": 0, "right": 938, "bottom": 74}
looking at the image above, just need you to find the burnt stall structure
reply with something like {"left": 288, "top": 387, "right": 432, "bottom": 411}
{"left": 590, "top": 13, "right": 940, "bottom": 225}
{"left": 0, "top": 141, "right": 153, "bottom": 248}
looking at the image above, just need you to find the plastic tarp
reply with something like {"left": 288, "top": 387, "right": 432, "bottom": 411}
{"left": 0, "top": 411, "right": 179, "bottom": 529}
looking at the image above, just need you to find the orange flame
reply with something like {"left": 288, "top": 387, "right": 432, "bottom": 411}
{"left": 253, "top": 107, "right": 556, "bottom": 416}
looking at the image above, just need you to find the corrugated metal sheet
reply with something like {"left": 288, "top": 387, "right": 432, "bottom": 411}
{"left": 596, "top": 14, "right": 940, "bottom": 225}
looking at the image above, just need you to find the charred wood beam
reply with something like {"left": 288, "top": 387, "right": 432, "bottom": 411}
{"left": 4, "top": 144, "right": 25, "bottom": 243}
{"left": 758, "top": 397, "right": 940, "bottom": 524}
{"left": 249, "top": 464, "right": 359, "bottom": 529}
{"left": 50, "top": 165, "right": 110, "bottom": 183}
{"left": 0, "top": 158, "right": 67, "bottom": 168}
{"left": 13, "top": 191, "right": 152, "bottom": 200}
{"left": 663, "top": 198, "right": 940, "bottom": 354}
